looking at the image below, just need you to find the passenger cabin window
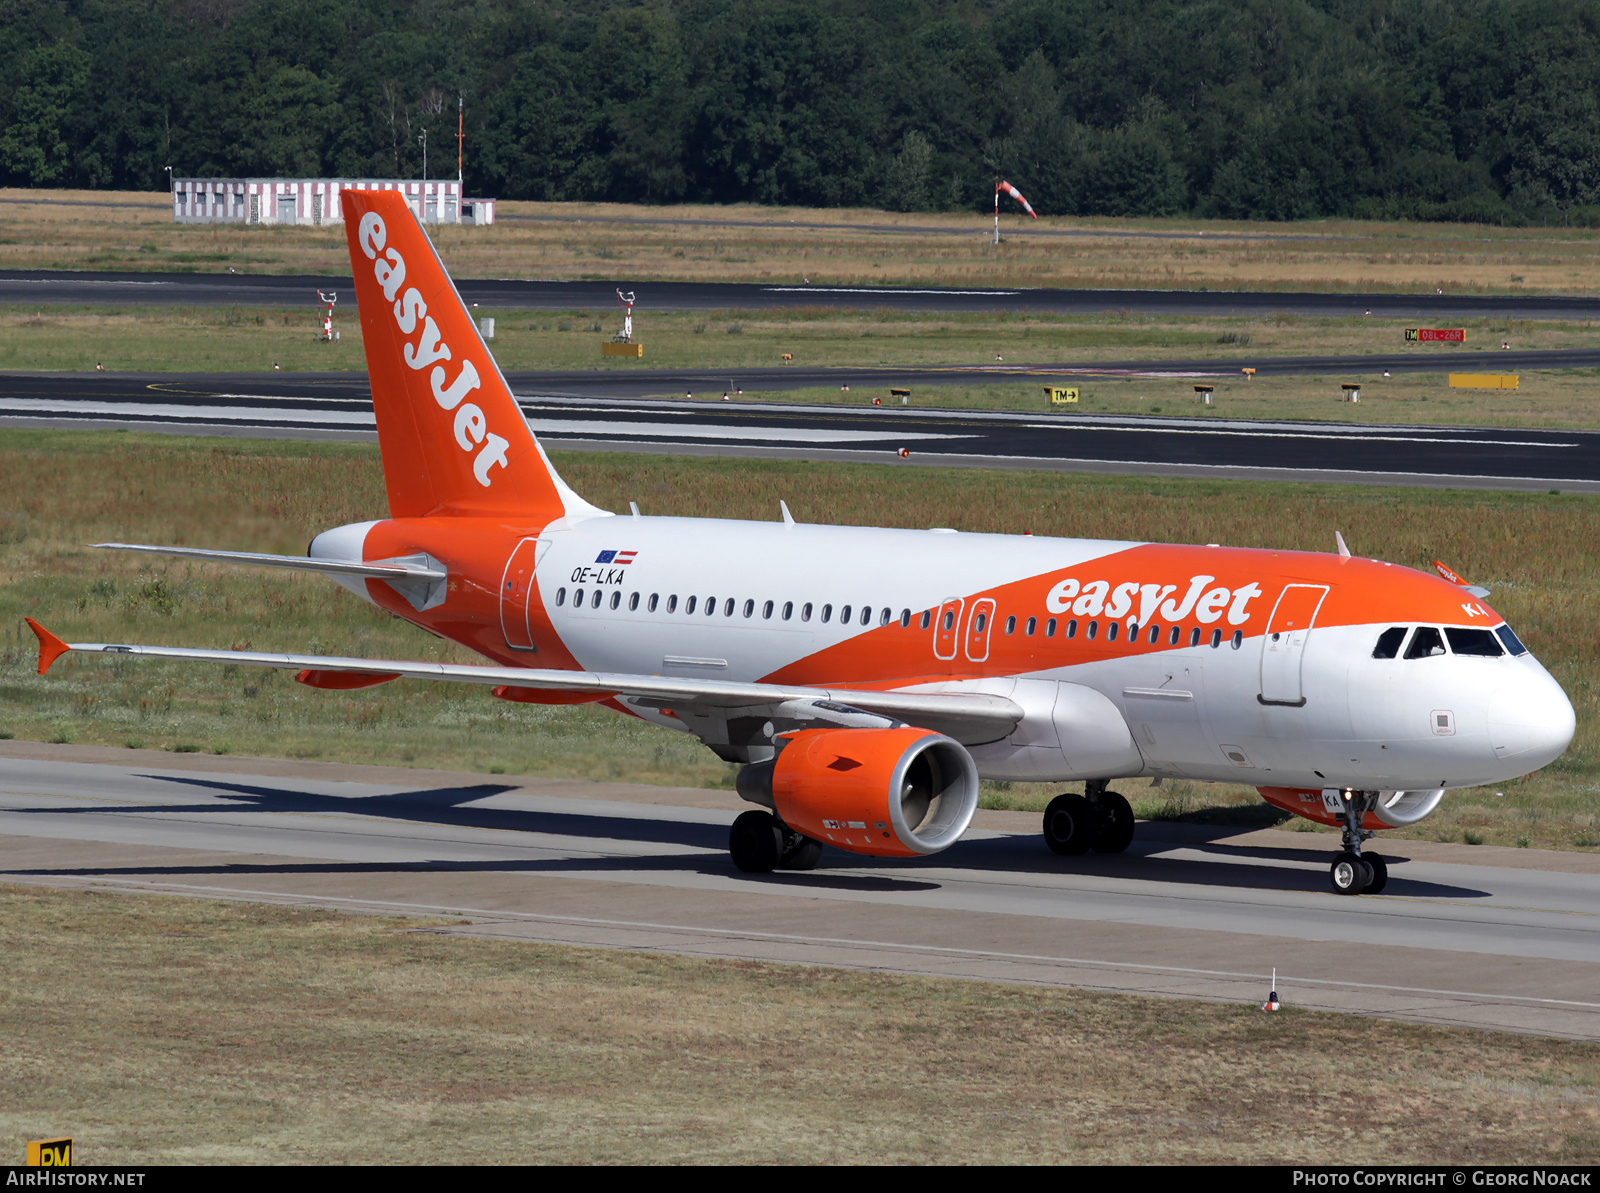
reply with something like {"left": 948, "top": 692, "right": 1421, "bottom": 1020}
{"left": 1405, "top": 626, "right": 1446, "bottom": 659}
{"left": 1189, "top": 627, "right": 1201, "bottom": 647}
{"left": 840, "top": 604, "right": 852, "bottom": 624}
{"left": 974, "top": 612, "right": 987, "bottom": 633}
{"left": 685, "top": 596, "right": 696, "bottom": 614}
{"left": 763, "top": 600, "right": 774, "bottom": 619}
{"left": 666, "top": 595, "right": 677, "bottom": 613}
{"left": 572, "top": 588, "right": 584, "bottom": 607}
{"left": 861, "top": 607, "right": 872, "bottom": 627}
{"left": 1231, "top": 629, "right": 1243, "bottom": 649}
{"left": 1446, "top": 627, "right": 1504, "bottom": 656}
{"left": 610, "top": 591, "right": 621, "bottom": 610}
{"left": 1372, "top": 627, "right": 1408, "bottom": 659}
{"left": 1106, "top": 622, "right": 1118, "bottom": 642}
{"left": 802, "top": 603, "right": 813, "bottom": 622}
{"left": 647, "top": 594, "right": 658, "bottom": 612}
{"left": 723, "top": 598, "right": 734, "bottom": 616}
{"left": 1168, "top": 626, "right": 1180, "bottom": 645}
{"left": 821, "top": 604, "right": 833, "bottom": 623}
{"left": 919, "top": 610, "right": 931, "bottom": 630}
{"left": 1025, "top": 617, "right": 1036, "bottom": 636}
{"left": 900, "top": 609, "right": 911, "bottom": 628}
{"left": 1496, "top": 625, "right": 1529, "bottom": 656}
{"left": 1209, "top": 629, "right": 1221, "bottom": 648}
{"left": 556, "top": 587, "right": 567, "bottom": 606}
{"left": 941, "top": 610, "right": 955, "bottom": 631}
{"left": 1149, "top": 625, "right": 1160, "bottom": 644}
{"left": 1086, "top": 620, "right": 1098, "bottom": 640}
{"left": 591, "top": 590, "right": 603, "bottom": 609}
{"left": 783, "top": 601, "right": 794, "bottom": 620}
{"left": 1064, "top": 619, "right": 1075, "bottom": 639}
{"left": 743, "top": 599, "right": 755, "bottom": 618}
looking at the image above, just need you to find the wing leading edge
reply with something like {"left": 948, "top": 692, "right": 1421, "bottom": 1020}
{"left": 25, "top": 620, "right": 1022, "bottom": 744}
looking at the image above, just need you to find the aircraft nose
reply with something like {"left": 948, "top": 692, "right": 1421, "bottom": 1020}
{"left": 1487, "top": 664, "right": 1576, "bottom": 771}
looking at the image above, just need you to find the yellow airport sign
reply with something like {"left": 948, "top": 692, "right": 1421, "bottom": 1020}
{"left": 1448, "top": 374, "right": 1518, "bottom": 389}
{"left": 601, "top": 342, "right": 643, "bottom": 357}
{"left": 1044, "top": 386, "right": 1079, "bottom": 405}
{"left": 26, "top": 1138, "right": 72, "bottom": 1166}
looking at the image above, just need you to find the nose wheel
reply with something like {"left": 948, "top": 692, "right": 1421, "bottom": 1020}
{"left": 1327, "top": 790, "right": 1388, "bottom": 895}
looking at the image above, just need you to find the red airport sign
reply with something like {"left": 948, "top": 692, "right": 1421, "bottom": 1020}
{"left": 1405, "top": 328, "right": 1465, "bottom": 342}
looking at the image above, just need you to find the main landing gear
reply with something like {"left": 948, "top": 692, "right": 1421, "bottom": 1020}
{"left": 1328, "top": 790, "right": 1388, "bottom": 896}
{"left": 729, "top": 810, "right": 823, "bottom": 874}
{"left": 1043, "top": 780, "right": 1135, "bottom": 856}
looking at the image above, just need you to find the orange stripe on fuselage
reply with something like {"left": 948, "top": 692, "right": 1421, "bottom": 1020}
{"left": 761, "top": 544, "right": 1500, "bottom": 689}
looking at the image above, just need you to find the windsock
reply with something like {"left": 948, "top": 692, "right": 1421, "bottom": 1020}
{"left": 997, "top": 180, "right": 1038, "bottom": 218}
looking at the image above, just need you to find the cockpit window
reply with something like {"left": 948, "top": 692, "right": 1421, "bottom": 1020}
{"left": 1404, "top": 626, "right": 1446, "bottom": 659}
{"left": 1372, "top": 627, "right": 1408, "bottom": 659}
{"left": 1496, "top": 625, "right": 1529, "bottom": 656}
{"left": 1445, "top": 627, "right": 1504, "bottom": 657}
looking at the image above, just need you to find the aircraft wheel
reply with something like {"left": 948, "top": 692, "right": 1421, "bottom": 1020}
{"left": 1329, "top": 851, "right": 1369, "bottom": 896}
{"left": 780, "top": 835, "right": 824, "bottom": 871}
{"left": 1363, "top": 852, "right": 1388, "bottom": 895}
{"left": 1043, "top": 793, "right": 1094, "bottom": 855}
{"left": 1092, "top": 791, "right": 1135, "bottom": 854}
{"left": 730, "top": 810, "right": 783, "bottom": 873}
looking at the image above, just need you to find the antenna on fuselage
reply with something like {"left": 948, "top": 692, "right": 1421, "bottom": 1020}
{"left": 629, "top": 501, "right": 640, "bottom": 518}
{"left": 1334, "top": 531, "right": 1351, "bottom": 558}
{"left": 780, "top": 500, "right": 795, "bottom": 527}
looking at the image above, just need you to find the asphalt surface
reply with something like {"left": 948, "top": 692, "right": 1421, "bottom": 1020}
{"left": 8, "top": 268, "right": 1600, "bottom": 319}
{"left": 4, "top": 744, "right": 1597, "bottom": 1039}
{"left": 1, "top": 369, "right": 1593, "bottom": 492}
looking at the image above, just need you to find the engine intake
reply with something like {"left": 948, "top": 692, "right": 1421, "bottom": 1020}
{"left": 737, "top": 727, "right": 980, "bottom": 857}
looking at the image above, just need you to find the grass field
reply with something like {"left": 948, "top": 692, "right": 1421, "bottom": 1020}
{"left": 0, "top": 429, "right": 1593, "bottom": 851}
{"left": 2, "top": 884, "right": 1596, "bottom": 1164}
{"left": 5, "top": 301, "right": 1597, "bottom": 430}
{"left": 6, "top": 187, "right": 1600, "bottom": 294}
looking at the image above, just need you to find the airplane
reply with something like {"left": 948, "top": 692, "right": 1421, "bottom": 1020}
{"left": 27, "top": 190, "right": 1576, "bottom": 896}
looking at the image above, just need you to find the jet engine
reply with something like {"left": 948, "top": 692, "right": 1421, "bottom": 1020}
{"left": 737, "top": 727, "right": 979, "bottom": 857}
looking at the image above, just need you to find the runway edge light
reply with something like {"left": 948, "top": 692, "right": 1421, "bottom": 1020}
{"left": 1262, "top": 969, "right": 1281, "bottom": 1012}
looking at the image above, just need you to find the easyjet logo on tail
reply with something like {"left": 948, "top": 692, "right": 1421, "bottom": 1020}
{"left": 1046, "top": 573, "right": 1263, "bottom": 627}
{"left": 356, "top": 212, "right": 510, "bottom": 488}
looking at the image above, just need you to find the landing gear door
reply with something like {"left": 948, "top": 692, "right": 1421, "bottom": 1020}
{"left": 499, "top": 537, "right": 548, "bottom": 652}
{"left": 1259, "top": 584, "right": 1329, "bottom": 705}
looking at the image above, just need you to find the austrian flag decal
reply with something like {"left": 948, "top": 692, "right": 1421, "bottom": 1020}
{"left": 595, "top": 550, "right": 637, "bottom": 564}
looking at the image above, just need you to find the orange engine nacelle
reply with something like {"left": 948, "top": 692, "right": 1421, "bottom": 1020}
{"left": 764, "top": 727, "right": 980, "bottom": 858}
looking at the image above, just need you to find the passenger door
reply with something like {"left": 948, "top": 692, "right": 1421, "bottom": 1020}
{"left": 1259, "top": 584, "right": 1329, "bottom": 705}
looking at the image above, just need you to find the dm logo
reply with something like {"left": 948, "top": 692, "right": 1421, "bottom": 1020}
{"left": 26, "top": 1137, "right": 72, "bottom": 1166}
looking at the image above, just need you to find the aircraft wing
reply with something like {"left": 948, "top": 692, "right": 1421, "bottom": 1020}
{"left": 92, "top": 542, "right": 445, "bottom": 583}
{"left": 25, "top": 620, "right": 1023, "bottom": 743}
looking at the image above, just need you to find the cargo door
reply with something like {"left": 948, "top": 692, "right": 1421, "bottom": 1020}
{"left": 1259, "top": 584, "right": 1329, "bottom": 706}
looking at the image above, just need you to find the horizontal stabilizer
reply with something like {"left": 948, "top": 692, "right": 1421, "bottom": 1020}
{"left": 93, "top": 542, "right": 447, "bottom": 582}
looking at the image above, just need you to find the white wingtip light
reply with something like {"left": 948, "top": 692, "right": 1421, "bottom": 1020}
{"left": 1335, "top": 531, "right": 1351, "bottom": 558}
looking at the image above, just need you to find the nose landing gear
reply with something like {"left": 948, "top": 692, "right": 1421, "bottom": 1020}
{"left": 1329, "top": 790, "right": 1388, "bottom": 895}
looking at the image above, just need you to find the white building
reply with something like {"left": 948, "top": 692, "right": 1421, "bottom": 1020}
{"left": 172, "top": 178, "right": 496, "bottom": 226}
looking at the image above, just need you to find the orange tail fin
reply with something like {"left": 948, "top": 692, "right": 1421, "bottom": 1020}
{"left": 341, "top": 190, "right": 601, "bottom": 521}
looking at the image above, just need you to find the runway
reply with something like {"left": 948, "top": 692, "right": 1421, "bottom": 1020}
{"left": 7, "top": 267, "right": 1600, "bottom": 319}
{"left": 1, "top": 370, "right": 1594, "bottom": 492}
{"left": 3, "top": 743, "right": 1597, "bottom": 1039}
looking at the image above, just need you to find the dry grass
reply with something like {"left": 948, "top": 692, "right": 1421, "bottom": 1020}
{"left": 2, "top": 884, "right": 1596, "bottom": 1164}
{"left": 5, "top": 188, "right": 1600, "bottom": 294}
{"left": 0, "top": 429, "right": 1594, "bottom": 846}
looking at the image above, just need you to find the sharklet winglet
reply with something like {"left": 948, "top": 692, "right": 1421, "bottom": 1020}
{"left": 25, "top": 618, "right": 71, "bottom": 675}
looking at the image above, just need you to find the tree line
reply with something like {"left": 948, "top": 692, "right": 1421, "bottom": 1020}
{"left": 5, "top": 0, "right": 1600, "bottom": 224}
